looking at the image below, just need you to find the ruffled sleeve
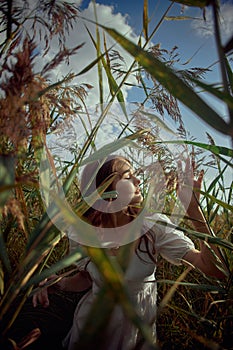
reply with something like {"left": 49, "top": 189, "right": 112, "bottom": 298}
{"left": 144, "top": 213, "right": 195, "bottom": 265}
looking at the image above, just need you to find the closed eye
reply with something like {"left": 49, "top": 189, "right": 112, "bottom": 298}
{"left": 123, "top": 173, "right": 132, "bottom": 180}
{"left": 121, "top": 168, "right": 133, "bottom": 179}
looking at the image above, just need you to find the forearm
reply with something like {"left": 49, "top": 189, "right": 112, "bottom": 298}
{"left": 187, "top": 207, "right": 212, "bottom": 234}
{"left": 187, "top": 207, "right": 227, "bottom": 277}
{"left": 58, "top": 271, "right": 92, "bottom": 292}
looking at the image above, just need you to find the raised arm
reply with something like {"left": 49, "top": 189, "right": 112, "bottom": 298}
{"left": 176, "top": 157, "right": 228, "bottom": 279}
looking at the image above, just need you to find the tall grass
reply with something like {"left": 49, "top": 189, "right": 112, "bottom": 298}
{"left": 0, "top": 0, "right": 232, "bottom": 349}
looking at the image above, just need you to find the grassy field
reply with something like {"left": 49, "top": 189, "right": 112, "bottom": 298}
{"left": 0, "top": 1, "right": 232, "bottom": 349}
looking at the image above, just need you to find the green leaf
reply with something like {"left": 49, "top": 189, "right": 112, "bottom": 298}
{"left": 0, "top": 225, "right": 11, "bottom": 274}
{"left": 76, "top": 50, "right": 109, "bottom": 76}
{"left": 0, "top": 261, "right": 4, "bottom": 295}
{"left": 153, "top": 140, "right": 233, "bottom": 158}
{"left": 140, "top": 110, "right": 177, "bottom": 136}
{"left": 227, "top": 181, "right": 233, "bottom": 205}
{"left": 157, "top": 280, "right": 225, "bottom": 293}
{"left": 165, "top": 15, "right": 200, "bottom": 20}
{"left": 83, "top": 246, "right": 156, "bottom": 347}
{"left": 198, "top": 188, "right": 233, "bottom": 212}
{"left": 76, "top": 286, "right": 116, "bottom": 348}
{"left": 206, "top": 163, "right": 228, "bottom": 193}
{"left": 102, "top": 33, "right": 128, "bottom": 118}
{"left": 155, "top": 219, "right": 233, "bottom": 250}
{"left": 39, "top": 148, "right": 51, "bottom": 207}
{"left": 27, "top": 247, "right": 85, "bottom": 290}
{"left": 187, "top": 228, "right": 233, "bottom": 250}
{"left": 143, "top": 0, "right": 149, "bottom": 41}
{"left": 80, "top": 129, "right": 149, "bottom": 167}
{"left": 172, "top": 0, "right": 211, "bottom": 7}
{"left": 189, "top": 77, "right": 233, "bottom": 110}
{"left": 101, "top": 26, "right": 230, "bottom": 136}
{"left": 223, "top": 35, "right": 233, "bottom": 55}
{"left": 0, "top": 155, "right": 15, "bottom": 208}
{"left": 0, "top": 156, "right": 14, "bottom": 275}
{"left": 225, "top": 56, "right": 233, "bottom": 96}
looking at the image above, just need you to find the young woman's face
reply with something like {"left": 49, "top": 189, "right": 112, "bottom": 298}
{"left": 112, "top": 160, "right": 143, "bottom": 206}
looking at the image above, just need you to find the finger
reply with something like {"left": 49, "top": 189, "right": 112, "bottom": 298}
{"left": 40, "top": 289, "right": 50, "bottom": 307}
{"left": 32, "top": 293, "right": 38, "bottom": 308}
{"left": 177, "top": 160, "right": 183, "bottom": 179}
{"left": 176, "top": 160, "right": 183, "bottom": 191}
{"left": 38, "top": 278, "right": 47, "bottom": 287}
{"left": 35, "top": 288, "right": 49, "bottom": 308}
{"left": 191, "top": 158, "right": 196, "bottom": 173}
{"left": 197, "top": 169, "right": 204, "bottom": 186}
{"left": 191, "top": 149, "right": 195, "bottom": 168}
{"left": 184, "top": 157, "right": 190, "bottom": 174}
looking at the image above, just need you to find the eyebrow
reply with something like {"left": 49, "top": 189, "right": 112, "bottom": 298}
{"left": 121, "top": 168, "right": 132, "bottom": 175}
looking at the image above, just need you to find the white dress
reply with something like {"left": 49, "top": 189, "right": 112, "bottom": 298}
{"left": 63, "top": 214, "right": 195, "bottom": 350}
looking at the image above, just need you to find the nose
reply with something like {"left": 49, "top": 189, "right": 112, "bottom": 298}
{"left": 133, "top": 175, "right": 140, "bottom": 186}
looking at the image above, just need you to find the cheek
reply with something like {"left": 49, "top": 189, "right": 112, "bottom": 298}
{"left": 115, "top": 179, "right": 135, "bottom": 202}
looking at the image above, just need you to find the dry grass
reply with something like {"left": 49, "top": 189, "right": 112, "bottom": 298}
{"left": 0, "top": 1, "right": 232, "bottom": 349}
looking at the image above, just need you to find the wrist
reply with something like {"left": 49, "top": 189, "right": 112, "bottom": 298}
{"left": 187, "top": 207, "right": 208, "bottom": 227}
{"left": 187, "top": 206, "right": 203, "bottom": 219}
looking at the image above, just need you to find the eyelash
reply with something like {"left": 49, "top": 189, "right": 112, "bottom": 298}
{"left": 124, "top": 173, "right": 132, "bottom": 180}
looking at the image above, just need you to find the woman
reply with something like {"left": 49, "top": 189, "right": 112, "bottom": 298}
{"left": 32, "top": 154, "right": 227, "bottom": 349}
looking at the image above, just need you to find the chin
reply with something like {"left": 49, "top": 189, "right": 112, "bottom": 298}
{"left": 131, "top": 195, "right": 143, "bottom": 205}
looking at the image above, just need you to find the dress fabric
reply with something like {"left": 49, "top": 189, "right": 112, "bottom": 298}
{"left": 63, "top": 214, "right": 195, "bottom": 350}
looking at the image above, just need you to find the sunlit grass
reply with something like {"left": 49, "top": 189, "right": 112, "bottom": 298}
{"left": 0, "top": 0, "right": 232, "bottom": 349}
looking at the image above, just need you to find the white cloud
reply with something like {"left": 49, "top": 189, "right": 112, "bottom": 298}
{"left": 191, "top": 2, "right": 233, "bottom": 42}
{"left": 0, "top": 0, "right": 139, "bottom": 106}
{"left": 39, "top": 1, "right": 140, "bottom": 106}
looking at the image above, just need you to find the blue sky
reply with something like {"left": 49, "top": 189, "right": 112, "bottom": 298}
{"left": 41, "top": 0, "right": 232, "bottom": 194}
{"left": 68, "top": 0, "right": 233, "bottom": 148}
{"left": 41, "top": 0, "right": 233, "bottom": 155}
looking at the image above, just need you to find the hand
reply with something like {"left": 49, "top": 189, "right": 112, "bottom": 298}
{"left": 176, "top": 157, "right": 204, "bottom": 214}
{"left": 32, "top": 274, "right": 60, "bottom": 308}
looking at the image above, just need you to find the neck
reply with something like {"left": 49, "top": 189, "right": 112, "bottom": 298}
{"left": 105, "top": 210, "right": 131, "bottom": 227}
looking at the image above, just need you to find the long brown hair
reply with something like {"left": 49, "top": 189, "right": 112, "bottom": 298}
{"left": 80, "top": 155, "right": 132, "bottom": 225}
{"left": 80, "top": 155, "right": 157, "bottom": 263}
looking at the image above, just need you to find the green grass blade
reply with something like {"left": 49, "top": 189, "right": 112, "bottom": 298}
{"left": 172, "top": 0, "right": 210, "bottom": 7}
{"left": 197, "top": 188, "right": 233, "bottom": 212}
{"left": 189, "top": 77, "right": 233, "bottom": 110}
{"left": 143, "top": 0, "right": 149, "bottom": 41}
{"left": 155, "top": 219, "right": 233, "bottom": 250}
{"left": 153, "top": 140, "right": 233, "bottom": 158}
{"left": 93, "top": 2, "right": 103, "bottom": 107}
{"left": 185, "top": 228, "right": 233, "bottom": 250}
{"left": 223, "top": 35, "right": 233, "bottom": 55}
{"left": 101, "top": 26, "right": 230, "bottom": 136}
{"left": 0, "top": 224, "right": 11, "bottom": 274}
{"left": 27, "top": 248, "right": 85, "bottom": 291}
{"left": 157, "top": 267, "right": 192, "bottom": 318}
{"left": 76, "top": 49, "right": 110, "bottom": 76}
{"left": 84, "top": 246, "right": 156, "bottom": 347}
{"left": 206, "top": 163, "right": 229, "bottom": 194}
{"left": 102, "top": 33, "right": 128, "bottom": 118}
{"left": 227, "top": 181, "right": 233, "bottom": 205}
{"left": 0, "top": 156, "right": 15, "bottom": 274}
{"left": 157, "top": 279, "right": 225, "bottom": 292}
{"left": 86, "top": 24, "right": 128, "bottom": 118}
{"left": 0, "top": 155, "right": 15, "bottom": 208}
{"left": 76, "top": 286, "right": 116, "bottom": 348}
{"left": 140, "top": 110, "right": 178, "bottom": 136}
{"left": 165, "top": 15, "right": 201, "bottom": 20}
{"left": 79, "top": 128, "right": 149, "bottom": 167}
